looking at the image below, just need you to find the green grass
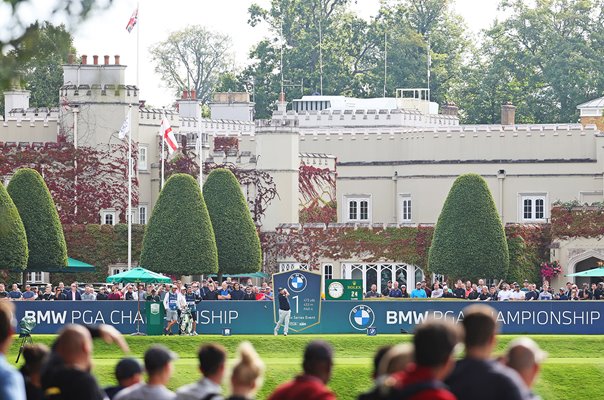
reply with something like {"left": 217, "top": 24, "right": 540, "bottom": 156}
{"left": 8, "top": 334, "right": 604, "bottom": 400}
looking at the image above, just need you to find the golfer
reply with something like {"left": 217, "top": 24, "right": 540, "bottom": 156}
{"left": 274, "top": 287, "right": 291, "bottom": 336}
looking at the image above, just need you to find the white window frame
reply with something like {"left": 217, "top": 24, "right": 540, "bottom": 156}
{"left": 138, "top": 205, "right": 148, "bottom": 225}
{"left": 399, "top": 194, "right": 412, "bottom": 223}
{"left": 344, "top": 195, "right": 372, "bottom": 223}
{"left": 138, "top": 145, "right": 148, "bottom": 171}
{"left": 100, "top": 209, "right": 117, "bottom": 225}
{"left": 27, "top": 272, "right": 44, "bottom": 284}
{"left": 518, "top": 193, "right": 548, "bottom": 222}
{"left": 341, "top": 263, "right": 424, "bottom": 294}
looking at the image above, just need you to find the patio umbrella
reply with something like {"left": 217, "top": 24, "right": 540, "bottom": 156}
{"left": 106, "top": 267, "right": 172, "bottom": 335}
{"left": 566, "top": 267, "right": 604, "bottom": 277}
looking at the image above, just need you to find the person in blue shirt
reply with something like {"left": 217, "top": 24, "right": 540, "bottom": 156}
{"left": 218, "top": 281, "right": 231, "bottom": 300}
{"left": 0, "top": 302, "right": 26, "bottom": 400}
{"left": 22, "top": 285, "right": 36, "bottom": 301}
{"left": 8, "top": 283, "right": 22, "bottom": 300}
{"left": 388, "top": 281, "right": 403, "bottom": 298}
{"left": 184, "top": 285, "right": 201, "bottom": 335}
{"left": 410, "top": 282, "right": 427, "bottom": 298}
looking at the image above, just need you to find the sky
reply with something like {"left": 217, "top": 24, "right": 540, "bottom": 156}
{"left": 4, "top": 0, "right": 504, "bottom": 107}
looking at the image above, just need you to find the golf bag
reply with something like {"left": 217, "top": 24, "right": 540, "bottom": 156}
{"left": 179, "top": 307, "right": 193, "bottom": 335}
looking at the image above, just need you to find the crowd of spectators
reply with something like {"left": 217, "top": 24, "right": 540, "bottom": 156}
{"left": 0, "top": 278, "right": 276, "bottom": 303}
{"left": 365, "top": 279, "right": 604, "bottom": 301}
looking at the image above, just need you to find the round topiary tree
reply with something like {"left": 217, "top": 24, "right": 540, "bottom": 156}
{"left": 428, "top": 173, "right": 509, "bottom": 281}
{"left": 140, "top": 173, "right": 218, "bottom": 275}
{"left": 203, "top": 168, "right": 262, "bottom": 276}
{"left": 7, "top": 168, "right": 67, "bottom": 270}
{"left": 0, "top": 182, "right": 28, "bottom": 270}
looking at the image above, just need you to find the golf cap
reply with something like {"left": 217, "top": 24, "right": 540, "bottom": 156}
{"left": 144, "top": 345, "right": 177, "bottom": 374}
{"left": 115, "top": 357, "right": 143, "bottom": 381}
{"left": 278, "top": 287, "right": 284, "bottom": 292}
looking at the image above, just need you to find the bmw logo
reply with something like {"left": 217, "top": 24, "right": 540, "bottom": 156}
{"left": 349, "top": 305, "right": 375, "bottom": 331}
{"left": 288, "top": 273, "right": 307, "bottom": 293}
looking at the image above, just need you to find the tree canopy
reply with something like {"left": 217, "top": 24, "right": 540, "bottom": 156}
{"left": 140, "top": 174, "right": 218, "bottom": 276}
{"left": 7, "top": 168, "right": 67, "bottom": 271}
{"left": 204, "top": 168, "right": 262, "bottom": 275}
{"left": 428, "top": 173, "right": 509, "bottom": 281}
{"left": 0, "top": 182, "right": 28, "bottom": 271}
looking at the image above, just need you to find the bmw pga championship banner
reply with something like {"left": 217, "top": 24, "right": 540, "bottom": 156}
{"left": 272, "top": 270, "right": 322, "bottom": 332}
{"left": 12, "top": 300, "right": 604, "bottom": 335}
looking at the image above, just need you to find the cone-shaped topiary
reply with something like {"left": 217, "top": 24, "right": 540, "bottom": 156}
{"left": 140, "top": 173, "right": 218, "bottom": 275}
{"left": 7, "top": 168, "right": 67, "bottom": 270}
{"left": 0, "top": 182, "right": 28, "bottom": 270}
{"left": 203, "top": 168, "right": 262, "bottom": 275}
{"left": 428, "top": 173, "right": 509, "bottom": 281}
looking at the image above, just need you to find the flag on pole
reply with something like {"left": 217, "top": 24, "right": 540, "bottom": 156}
{"left": 161, "top": 118, "right": 179, "bottom": 155}
{"left": 126, "top": 7, "right": 138, "bottom": 33}
{"left": 118, "top": 113, "right": 130, "bottom": 139}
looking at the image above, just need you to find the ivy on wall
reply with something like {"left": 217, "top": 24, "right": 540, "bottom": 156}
{"left": 550, "top": 205, "right": 604, "bottom": 239}
{"left": 299, "top": 164, "right": 337, "bottom": 224}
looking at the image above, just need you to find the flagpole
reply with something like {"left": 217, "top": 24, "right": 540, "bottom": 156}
{"left": 136, "top": 1, "right": 140, "bottom": 88}
{"left": 161, "top": 118, "right": 165, "bottom": 190}
{"left": 197, "top": 111, "right": 203, "bottom": 190}
{"left": 127, "top": 105, "right": 132, "bottom": 271}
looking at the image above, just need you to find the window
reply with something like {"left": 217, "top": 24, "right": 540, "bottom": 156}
{"left": 399, "top": 195, "right": 412, "bottom": 223}
{"left": 138, "top": 146, "right": 148, "bottom": 170}
{"left": 323, "top": 264, "right": 333, "bottom": 280}
{"left": 139, "top": 205, "right": 147, "bottom": 225}
{"left": 27, "top": 272, "right": 44, "bottom": 283}
{"left": 345, "top": 196, "right": 371, "bottom": 222}
{"left": 520, "top": 194, "right": 547, "bottom": 222}
{"left": 342, "top": 263, "right": 424, "bottom": 295}
{"left": 101, "top": 210, "right": 117, "bottom": 225}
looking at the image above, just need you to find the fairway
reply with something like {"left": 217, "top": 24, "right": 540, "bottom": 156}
{"left": 9, "top": 334, "right": 604, "bottom": 400}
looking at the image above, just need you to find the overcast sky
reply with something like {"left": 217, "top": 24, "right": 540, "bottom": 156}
{"left": 3, "top": 0, "right": 504, "bottom": 107}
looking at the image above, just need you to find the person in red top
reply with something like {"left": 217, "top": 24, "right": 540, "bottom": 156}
{"left": 390, "top": 319, "right": 462, "bottom": 400}
{"left": 268, "top": 340, "right": 336, "bottom": 400}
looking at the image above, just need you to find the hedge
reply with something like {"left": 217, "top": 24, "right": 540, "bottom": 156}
{"left": 7, "top": 168, "right": 67, "bottom": 270}
{"left": 0, "top": 182, "right": 28, "bottom": 270}
{"left": 204, "top": 168, "right": 262, "bottom": 275}
{"left": 428, "top": 173, "right": 509, "bottom": 281}
{"left": 140, "top": 174, "right": 218, "bottom": 276}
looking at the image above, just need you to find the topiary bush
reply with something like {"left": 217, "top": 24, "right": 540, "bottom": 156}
{"left": 204, "top": 168, "right": 262, "bottom": 275}
{"left": 428, "top": 173, "right": 509, "bottom": 281}
{"left": 7, "top": 168, "right": 67, "bottom": 270}
{"left": 0, "top": 182, "right": 28, "bottom": 270}
{"left": 140, "top": 173, "right": 218, "bottom": 275}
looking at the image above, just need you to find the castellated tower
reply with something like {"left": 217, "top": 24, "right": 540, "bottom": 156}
{"left": 60, "top": 54, "right": 139, "bottom": 149}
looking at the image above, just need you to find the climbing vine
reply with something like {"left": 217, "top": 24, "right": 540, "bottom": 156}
{"left": 298, "top": 163, "right": 337, "bottom": 224}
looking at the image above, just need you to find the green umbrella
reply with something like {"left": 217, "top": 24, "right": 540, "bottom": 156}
{"left": 207, "top": 272, "right": 269, "bottom": 279}
{"left": 566, "top": 267, "right": 604, "bottom": 277}
{"left": 106, "top": 267, "right": 172, "bottom": 284}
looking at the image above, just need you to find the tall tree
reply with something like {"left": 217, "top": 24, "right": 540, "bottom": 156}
{"left": 7, "top": 168, "right": 67, "bottom": 270}
{"left": 204, "top": 169, "right": 262, "bottom": 276}
{"left": 0, "top": 182, "right": 28, "bottom": 271}
{"left": 428, "top": 174, "right": 509, "bottom": 281}
{"left": 140, "top": 174, "right": 218, "bottom": 276}
{"left": 149, "top": 26, "right": 233, "bottom": 104}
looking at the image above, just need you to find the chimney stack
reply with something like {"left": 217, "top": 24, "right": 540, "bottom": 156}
{"left": 501, "top": 102, "right": 516, "bottom": 125}
{"left": 81, "top": 55, "right": 88, "bottom": 65}
{"left": 93, "top": 55, "right": 99, "bottom": 65}
{"left": 441, "top": 102, "right": 459, "bottom": 117}
{"left": 190, "top": 89, "right": 196, "bottom": 100}
{"left": 67, "top": 54, "right": 75, "bottom": 64}
{"left": 114, "top": 55, "right": 120, "bottom": 65}
{"left": 104, "top": 55, "right": 110, "bottom": 65}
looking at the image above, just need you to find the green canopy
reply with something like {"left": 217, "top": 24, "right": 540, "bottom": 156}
{"left": 106, "top": 267, "right": 172, "bottom": 284}
{"left": 566, "top": 267, "right": 604, "bottom": 277}
{"left": 207, "top": 272, "right": 269, "bottom": 279}
{"left": 13, "top": 257, "right": 96, "bottom": 273}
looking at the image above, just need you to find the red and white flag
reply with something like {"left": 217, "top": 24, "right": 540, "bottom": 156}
{"left": 161, "top": 118, "right": 179, "bottom": 155}
{"left": 126, "top": 7, "right": 138, "bottom": 33}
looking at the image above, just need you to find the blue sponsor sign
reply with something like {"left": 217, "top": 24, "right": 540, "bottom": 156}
{"left": 11, "top": 300, "right": 604, "bottom": 335}
{"left": 272, "top": 270, "right": 322, "bottom": 333}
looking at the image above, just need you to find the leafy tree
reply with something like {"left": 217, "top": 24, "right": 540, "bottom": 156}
{"left": 428, "top": 173, "right": 509, "bottom": 281}
{"left": 140, "top": 174, "right": 218, "bottom": 276}
{"left": 203, "top": 169, "right": 262, "bottom": 276}
{"left": 7, "top": 168, "right": 67, "bottom": 270}
{"left": 0, "top": 182, "right": 28, "bottom": 271}
{"left": 150, "top": 26, "right": 233, "bottom": 104}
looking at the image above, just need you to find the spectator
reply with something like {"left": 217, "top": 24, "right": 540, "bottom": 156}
{"left": 521, "top": 280, "right": 530, "bottom": 292}
{"left": 510, "top": 284, "right": 526, "bottom": 301}
{"left": 57, "top": 282, "right": 67, "bottom": 294}
{"left": 274, "top": 288, "right": 291, "bottom": 336}
{"left": 594, "top": 282, "right": 604, "bottom": 300}
{"left": 114, "top": 346, "right": 176, "bottom": 400}
{"left": 420, "top": 281, "right": 432, "bottom": 297}
{"left": 254, "top": 287, "right": 266, "bottom": 301}
{"left": 81, "top": 285, "right": 97, "bottom": 301}
{"left": 497, "top": 283, "right": 512, "bottom": 301}
{"left": 226, "top": 342, "right": 265, "bottom": 400}
{"left": 377, "top": 343, "right": 414, "bottom": 378}
{"left": 453, "top": 280, "right": 466, "bottom": 299}
{"left": 243, "top": 285, "right": 256, "bottom": 301}
{"left": 158, "top": 284, "right": 168, "bottom": 301}
{"left": 431, "top": 283, "right": 444, "bottom": 299}
{"left": 146, "top": 289, "right": 160, "bottom": 302}
{"left": 40, "top": 284, "right": 54, "bottom": 301}
{"left": 467, "top": 284, "right": 480, "bottom": 300}
{"left": 184, "top": 285, "right": 201, "bottom": 335}
{"left": 0, "top": 302, "right": 26, "bottom": 400}
{"left": 123, "top": 284, "right": 138, "bottom": 301}
{"left": 364, "top": 284, "right": 382, "bottom": 298}
{"left": 356, "top": 345, "right": 394, "bottom": 400}
{"left": 478, "top": 286, "right": 490, "bottom": 301}
{"left": 108, "top": 285, "right": 123, "bottom": 300}
{"left": 525, "top": 284, "right": 539, "bottom": 301}
{"left": 176, "top": 344, "right": 226, "bottom": 400}
{"left": 586, "top": 283, "right": 597, "bottom": 300}
{"left": 504, "top": 338, "right": 547, "bottom": 400}
{"left": 569, "top": 289, "right": 580, "bottom": 301}
{"left": 268, "top": 341, "right": 336, "bottom": 400}
{"left": 0, "top": 284, "right": 7, "bottom": 300}
{"left": 218, "top": 282, "right": 231, "bottom": 300}
{"left": 9, "top": 283, "right": 22, "bottom": 300}
{"left": 199, "top": 280, "right": 210, "bottom": 298}
{"left": 410, "top": 282, "right": 427, "bottom": 298}
{"left": 67, "top": 282, "right": 82, "bottom": 301}
{"left": 478, "top": 279, "right": 486, "bottom": 289}
{"left": 390, "top": 319, "right": 462, "bottom": 400}
{"left": 137, "top": 284, "right": 146, "bottom": 302}
{"left": 389, "top": 282, "right": 403, "bottom": 298}
{"left": 400, "top": 285, "right": 410, "bottom": 298}
{"left": 465, "top": 280, "right": 473, "bottom": 298}
{"left": 382, "top": 281, "right": 393, "bottom": 297}
{"left": 538, "top": 284, "right": 553, "bottom": 300}
{"left": 22, "top": 284, "right": 36, "bottom": 301}
{"left": 163, "top": 285, "right": 186, "bottom": 335}
{"left": 20, "top": 343, "right": 50, "bottom": 400}
{"left": 53, "top": 287, "right": 67, "bottom": 301}
{"left": 104, "top": 358, "right": 143, "bottom": 400}
{"left": 564, "top": 281, "right": 572, "bottom": 297}
{"left": 96, "top": 286, "right": 109, "bottom": 301}
{"left": 231, "top": 283, "right": 245, "bottom": 300}
{"left": 204, "top": 282, "right": 219, "bottom": 301}
{"left": 445, "top": 304, "right": 530, "bottom": 400}
{"left": 555, "top": 288, "right": 568, "bottom": 300}
{"left": 442, "top": 284, "right": 454, "bottom": 298}
{"left": 263, "top": 287, "right": 274, "bottom": 301}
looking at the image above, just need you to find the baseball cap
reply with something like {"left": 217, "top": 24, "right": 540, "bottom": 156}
{"left": 507, "top": 337, "right": 548, "bottom": 363}
{"left": 115, "top": 357, "right": 143, "bottom": 381}
{"left": 144, "top": 345, "right": 177, "bottom": 374}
